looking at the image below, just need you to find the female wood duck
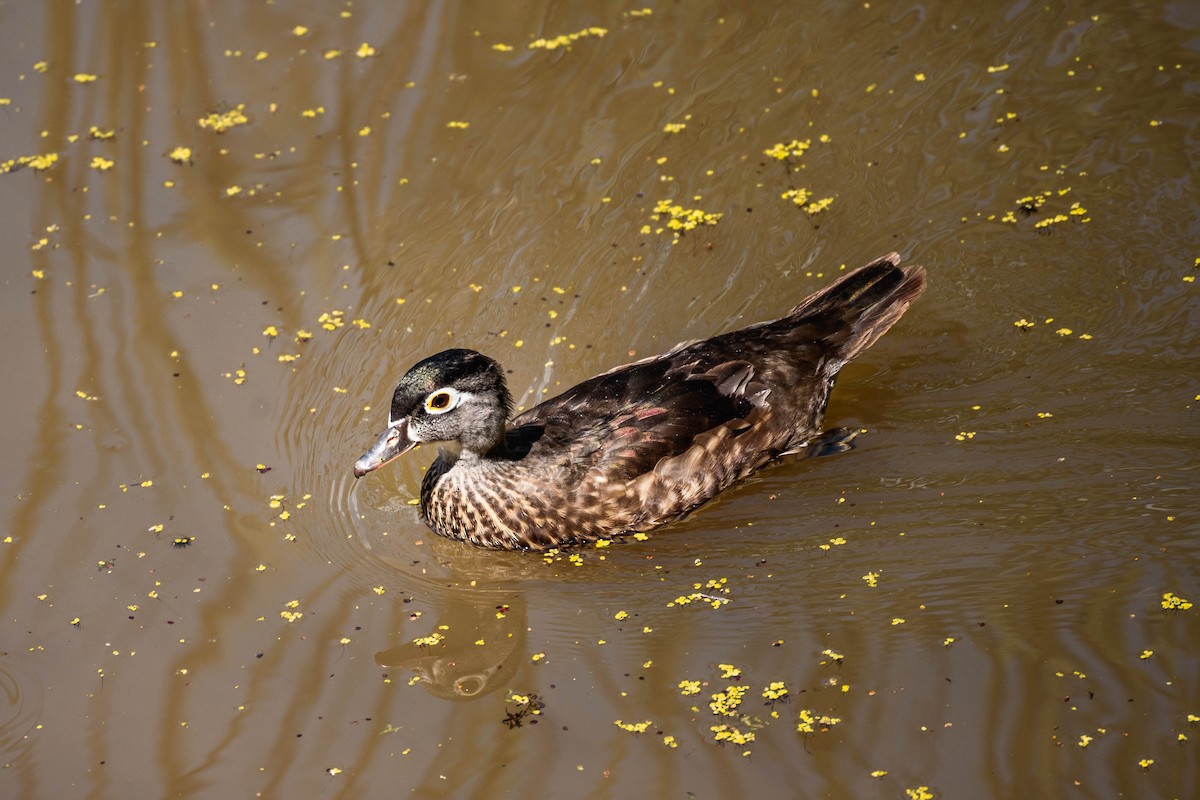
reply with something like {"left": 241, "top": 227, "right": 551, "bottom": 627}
{"left": 354, "top": 253, "right": 926, "bottom": 550}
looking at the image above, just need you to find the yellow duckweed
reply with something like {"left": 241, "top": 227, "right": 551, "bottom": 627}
{"left": 709, "top": 723, "right": 755, "bottom": 747}
{"left": 764, "top": 139, "right": 811, "bottom": 160}
{"left": 648, "top": 199, "right": 722, "bottom": 241}
{"left": 529, "top": 27, "right": 608, "bottom": 50}
{"left": 796, "top": 708, "right": 841, "bottom": 734}
{"left": 708, "top": 685, "right": 747, "bottom": 716}
{"left": 762, "top": 681, "right": 788, "bottom": 703}
{"left": 0, "top": 152, "right": 59, "bottom": 173}
{"left": 1162, "top": 592, "right": 1192, "bottom": 610}
{"left": 198, "top": 104, "right": 249, "bottom": 133}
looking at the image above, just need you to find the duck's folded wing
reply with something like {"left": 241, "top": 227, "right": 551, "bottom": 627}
{"left": 511, "top": 357, "right": 768, "bottom": 484}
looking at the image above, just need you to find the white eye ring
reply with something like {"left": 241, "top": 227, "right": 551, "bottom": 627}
{"left": 423, "top": 387, "right": 462, "bottom": 415}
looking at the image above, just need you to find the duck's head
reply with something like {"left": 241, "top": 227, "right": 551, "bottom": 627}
{"left": 353, "top": 349, "right": 513, "bottom": 478}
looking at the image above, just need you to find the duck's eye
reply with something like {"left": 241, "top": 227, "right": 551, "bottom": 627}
{"left": 424, "top": 388, "right": 460, "bottom": 414}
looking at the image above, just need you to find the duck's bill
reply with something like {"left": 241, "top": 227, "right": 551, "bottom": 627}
{"left": 353, "top": 421, "right": 417, "bottom": 478}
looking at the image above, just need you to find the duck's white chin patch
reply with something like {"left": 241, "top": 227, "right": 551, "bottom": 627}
{"left": 388, "top": 417, "right": 422, "bottom": 441}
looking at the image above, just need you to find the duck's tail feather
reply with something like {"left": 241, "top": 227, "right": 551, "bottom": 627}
{"left": 789, "top": 252, "right": 928, "bottom": 367}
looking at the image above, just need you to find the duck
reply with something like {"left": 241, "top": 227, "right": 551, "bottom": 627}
{"left": 354, "top": 253, "right": 927, "bottom": 550}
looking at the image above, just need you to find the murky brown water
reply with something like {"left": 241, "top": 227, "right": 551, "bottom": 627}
{"left": 2, "top": 1, "right": 1198, "bottom": 797}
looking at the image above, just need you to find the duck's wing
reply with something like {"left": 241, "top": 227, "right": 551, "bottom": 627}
{"left": 508, "top": 354, "right": 769, "bottom": 485}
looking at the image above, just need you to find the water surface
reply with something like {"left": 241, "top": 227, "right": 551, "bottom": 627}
{"left": 1, "top": 2, "right": 1197, "bottom": 798}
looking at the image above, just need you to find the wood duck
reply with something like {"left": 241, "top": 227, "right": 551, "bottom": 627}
{"left": 354, "top": 253, "right": 926, "bottom": 550}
